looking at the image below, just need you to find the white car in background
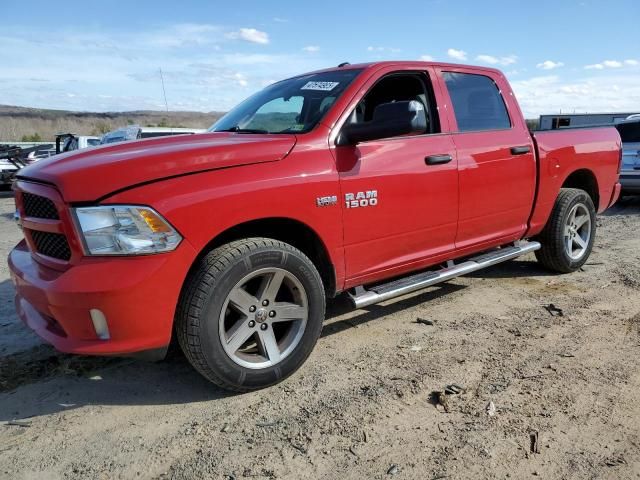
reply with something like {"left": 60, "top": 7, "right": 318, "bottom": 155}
{"left": 0, "top": 158, "right": 18, "bottom": 185}
{"left": 57, "top": 133, "right": 101, "bottom": 153}
{"left": 100, "top": 125, "right": 206, "bottom": 144}
{"left": 23, "top": 134, "right": 102, "bottom": 161}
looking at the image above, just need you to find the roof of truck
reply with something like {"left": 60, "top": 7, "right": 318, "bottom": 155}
{"left": 304, "top": 60, "right": 504, "bottom": 76}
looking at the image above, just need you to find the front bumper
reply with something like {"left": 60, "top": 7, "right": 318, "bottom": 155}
{"left": 8, "top": 239, "right": 197, "bottom": 356}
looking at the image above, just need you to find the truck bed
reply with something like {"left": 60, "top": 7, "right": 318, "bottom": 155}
{"left": 527, "top": 126, "right": 621, "bottom": 236}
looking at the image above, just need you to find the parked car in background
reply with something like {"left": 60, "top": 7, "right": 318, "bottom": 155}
{"left": 9, "top": 61, "right": 622, "bottom": 392}
{"left": 0, "top": 151, "right": 19, "bottom": 185}
{"left": 0, "top": 144, "right": 48, "bottom": 185}
{"left": 55, "top": 133, "right": 101, "bottom": 154}
{"left": 1, "top": 135, "right": 99, "bottom": 186}
{"left": 0, "top": 153, "right": 19, "bottom": 185}
{"left": 616, "top": 119, "right": 640, "bottom": 194}
{"left": 100, "top": 125, "right": 206, "bottom": 145}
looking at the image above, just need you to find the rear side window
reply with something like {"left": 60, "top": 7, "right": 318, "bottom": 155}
{"left": 443, "top": 72, "right": 511, "bottom": 132}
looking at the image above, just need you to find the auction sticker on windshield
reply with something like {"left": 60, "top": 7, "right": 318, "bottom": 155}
{"left": 301, "top": 81, "right": 339, "bottom": 91}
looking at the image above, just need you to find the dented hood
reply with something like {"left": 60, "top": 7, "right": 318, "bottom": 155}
{"left": 18, "top": 132, "right": 297, "bottom": 202}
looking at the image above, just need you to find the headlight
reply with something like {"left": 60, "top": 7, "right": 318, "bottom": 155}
{"left": 73, "top": 205, "right": 182, "bottom": 255}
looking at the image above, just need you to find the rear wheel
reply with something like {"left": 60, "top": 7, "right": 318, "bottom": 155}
{"left": 535, "top": 188, "right": 596, "bottom": 273}
{"left": 176, "top": 238, "right": 325, "bottom": 392}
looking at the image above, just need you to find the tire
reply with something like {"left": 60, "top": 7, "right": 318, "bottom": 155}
{"left": 176, "top": 238, "right": 325, "bottom": 392}
{"left": 535, "top": 188, "right": 596, "bottom": 273}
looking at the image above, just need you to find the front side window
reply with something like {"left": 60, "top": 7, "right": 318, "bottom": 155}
{"left": 345, "top": 72, "right": 439, "bottom": 138}
{"left": 210, "top": 69, "right": 362, "bottom": 134}
{"left": 443, "top": 72, "right": 511, "bottom": 132}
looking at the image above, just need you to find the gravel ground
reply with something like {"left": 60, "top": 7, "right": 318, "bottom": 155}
{"left": 1, "top": 191, "right": 639, "bottom": 480}
{"left": 0, "top": 188, "right": 41, "bottom": 357}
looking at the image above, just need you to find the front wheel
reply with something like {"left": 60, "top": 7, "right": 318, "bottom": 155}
{"left": 176, "top": 238, "right": 325, "bottom": 392}
{"left": 535, "top": 188, "right": 596, "bottom": 273}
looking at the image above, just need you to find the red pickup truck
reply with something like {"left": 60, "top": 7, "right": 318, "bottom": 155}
{"left": 9, "top": 61, "right": 621, "bottom": 391}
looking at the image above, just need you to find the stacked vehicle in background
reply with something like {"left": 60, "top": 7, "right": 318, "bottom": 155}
{"left": 1, "top": 126, "right": 206, "bottom": 186}
{"left": 615, "top": 118, "right": 640, "bottom": 194}
{"left": 0, "top": 145, "right": 29, "bottom": 186}
{"left": 55, "top": 134, "right": 101, "bottom": 155}
{"left": 99, "top": 125, "right": 206, "bottom": 144}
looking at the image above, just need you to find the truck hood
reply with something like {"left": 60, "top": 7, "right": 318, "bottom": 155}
{"left": 18, "top": 132, "right": 297, "bottom": 202}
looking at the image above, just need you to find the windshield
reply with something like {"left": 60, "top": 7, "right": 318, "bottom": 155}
{"left": 209, "top": 69, "right": 362, "bottom": 134}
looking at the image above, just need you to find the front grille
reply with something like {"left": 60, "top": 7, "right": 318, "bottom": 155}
{"left": 31, "top": 231, "right": 71, "bottom": 261}
{"left": 23, "top": 192, "right": 59, "bottom": 220}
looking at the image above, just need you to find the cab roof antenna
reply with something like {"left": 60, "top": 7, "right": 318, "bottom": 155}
{"left": 159, "top": 67, "right": 169, "bottom": 113}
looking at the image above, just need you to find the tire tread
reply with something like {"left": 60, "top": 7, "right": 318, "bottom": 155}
{"left": 535, "top": 188, "right": 595, "bottom": 273}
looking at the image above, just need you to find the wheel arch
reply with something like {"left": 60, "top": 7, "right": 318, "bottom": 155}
{"left": 561, "top": 169, "right": 599, "bottom": 209}
{"left": 187, "top": 217, "right": 337, "bottom": 298}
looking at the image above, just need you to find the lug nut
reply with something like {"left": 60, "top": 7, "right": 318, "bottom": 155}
{"left": 262, "top": 300, "right": 269, "bottom": 306}
{"left": 260, "top": 324, "right": 268, "bottom": 330}
{"left": 248, "top": 320, "right": 255, "bottom": 328}
{"left": 249, "top": 306, "right": 256, "bottom": 313}
{"left": 269, "top": 310, "right": 276, "bottom": 318}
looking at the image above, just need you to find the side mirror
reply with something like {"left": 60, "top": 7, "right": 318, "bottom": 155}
{"left": 336, "top": 100, "right": 427, "bottom": 146}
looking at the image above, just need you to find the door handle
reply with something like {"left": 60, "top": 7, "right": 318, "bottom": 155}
{"left": 510, "top": 145, "right": 531, "bottom": 155}
{"left": 425, "top": 154, "right": 452, "bottom": 165}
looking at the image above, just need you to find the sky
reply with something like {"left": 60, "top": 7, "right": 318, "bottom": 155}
{"left": 1, "top": 0, "right": 639, "bottom": 118}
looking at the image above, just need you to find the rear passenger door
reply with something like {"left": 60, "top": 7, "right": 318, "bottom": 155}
{"left": 436, "top": 68, "right": 536, "bottom": 249}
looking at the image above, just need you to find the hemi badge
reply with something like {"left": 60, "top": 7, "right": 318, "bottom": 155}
{"left": 316, "top": 195, "right": 337, "bottom": 207}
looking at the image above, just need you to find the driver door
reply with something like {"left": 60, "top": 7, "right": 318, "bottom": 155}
{"left": 332, "top": 69, "right": 459, "bottom": 286}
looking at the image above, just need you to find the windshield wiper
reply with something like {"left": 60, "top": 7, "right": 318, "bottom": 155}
{"left": 217, "top": 126, "right": 269, "bottom": 134}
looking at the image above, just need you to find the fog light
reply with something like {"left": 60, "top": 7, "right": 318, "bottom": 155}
{"left": 90, "top": 309, "right": 110, "bottom": 340}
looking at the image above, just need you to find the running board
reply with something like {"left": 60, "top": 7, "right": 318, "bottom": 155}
{"left": 348, "top": 241, "right": 541, "bottom": 309}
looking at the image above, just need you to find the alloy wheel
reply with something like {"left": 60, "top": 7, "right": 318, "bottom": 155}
{"left": 564, "top": 203, "right": 592, "bottom": 260}
{"left": 218, "top": 267, "right": 309, "bottom": 369}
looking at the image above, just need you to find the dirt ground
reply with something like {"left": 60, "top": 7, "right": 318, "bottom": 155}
{"left": 1, "top": 189, "right": 639, "bottom": 480}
